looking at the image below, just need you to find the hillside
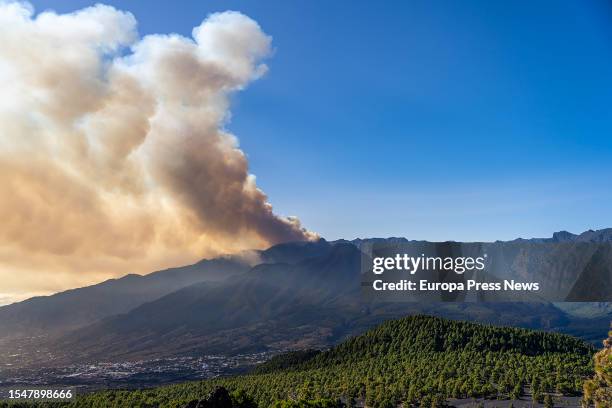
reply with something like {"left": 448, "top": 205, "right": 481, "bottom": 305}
{"left": 0, "top": 232, "right": 610, "bottom": 372}
{"left": 51, "top": 243, "right": 599, "bottom": 363}
{"left": 51, "top": 243, "right": 362, "bottom": 361}
{"left": 0, "top": 239, "right": 334, "bottom": 341}
{"left": 52, "top": 315, "right": 596, "bottom": 408}
{"left": 0, "top": 257, "right": 250, "bottom": 339}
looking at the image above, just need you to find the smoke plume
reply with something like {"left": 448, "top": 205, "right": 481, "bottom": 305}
{"left": 0, "top": 2, "right": 315, "bottom": 302}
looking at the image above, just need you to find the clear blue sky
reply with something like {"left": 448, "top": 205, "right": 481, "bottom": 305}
{"left": 31, "top": 0, "right": 612, "bottom": 242}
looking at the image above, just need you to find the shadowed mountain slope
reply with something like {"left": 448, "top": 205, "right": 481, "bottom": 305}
{"left": 1, "top": 230, "right": 611, "bottom": 366}
{"left": 0, "top": 257, "right": 250, "bottom": 338}
{"left": 55, "top": 240, "right": 610, "bottom": 362}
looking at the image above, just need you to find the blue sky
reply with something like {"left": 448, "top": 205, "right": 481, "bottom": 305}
{"left": 31, "top": 0, "right": 612, "bottom": 242}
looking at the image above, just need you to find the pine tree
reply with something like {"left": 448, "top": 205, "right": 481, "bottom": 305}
{"left": 582, "top": 322, "right": 611, "bottom": 408}
{"left": 543, "top": 394, "right": 553, "bottom": 408}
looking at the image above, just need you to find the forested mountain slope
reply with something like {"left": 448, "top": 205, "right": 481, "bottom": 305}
{"left": 50, "top": 315, "right": 596, "bottom": 408}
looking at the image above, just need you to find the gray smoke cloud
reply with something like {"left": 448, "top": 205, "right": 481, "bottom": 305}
{"left": 0, "top": 2, "right": 316, "bottom": 301}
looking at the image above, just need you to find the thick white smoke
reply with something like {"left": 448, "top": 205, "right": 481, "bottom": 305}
{"left": 0, "top": 2, "right": 315, "bottom": 301}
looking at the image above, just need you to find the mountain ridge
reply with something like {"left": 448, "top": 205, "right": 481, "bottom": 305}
{"left": 50, "top": 237, "right": 611, "bottom": 363}
{"left": 1, "top": 228, "right": 610, "bottom": 372}
{"left": 0, "top": 257, "right": 251, "bottom": 338}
